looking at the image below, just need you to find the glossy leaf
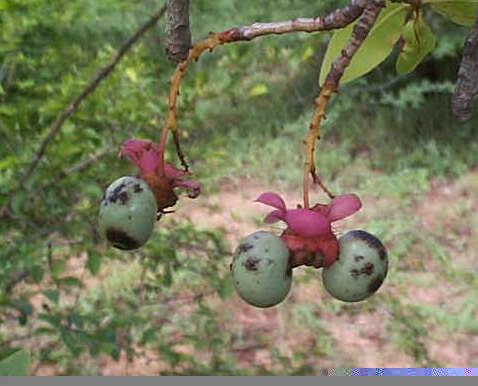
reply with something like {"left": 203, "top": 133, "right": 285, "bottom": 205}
{"left": 424, "top": 0, "right": 478, "bottom": 26}
{"left": 319, "top": 1, "right": 409, "bottom": 86}
{"left": 396, "top": 16, "right": 436, "bottom": 75}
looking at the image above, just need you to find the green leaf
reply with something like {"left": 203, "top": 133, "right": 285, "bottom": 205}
{"left": 426, "top": 1, "right": 478, "bottom": 26}
{"left": 0, "top": 349, "right": 30, "bottom": 376}
{"left": 301, "top": 45, "right": 314, "bottom": 61}
{"left": 140, "top": 328, "right": 158, "bottom": 344}
{"left": 86, "top": 251, "right": 102, "bottom": 275}
{"left": 247, "top": 83, "right": 268, "bottom": 97}
{"left": 9, "top": 298, "right": 33, "bottom": 315}
{"left": 33, "top": 327, "right": 57, "bottom": 336}
{"left": 82, "top": 183, "right": 103, "bottom": 198}
{"left": 60, "top": 328, "right": 81, "bottom": 355}
{"left": 38, "top": 313, "right": 62, "bottom": 327}
{"left": 396, "top": 15, "right": 436, "bottom": 75}
{"left": 163, "top": 263, "right": 173, "bottom": 287}
{"left": 0, "top": 155, "right": 16, "bottom": 171}
{"left": 0, "top": 0, "right": 9, "bottom": 12}
{"left": 0, "top": 349, "right": 20, "bottom": 362}
{"left": 319, "top": 1, "right": 409, "bottom": 86}
{"left": 68, "top": 312, "right": 84, "bottom": 329}
{"left": 97, "top": 327, "right": 116, "bottom": 343}
{"left": 0, "top": 105, "right": 16, "bottom": 116}
{"left": 218, "top": 277, "right": 233, "bottom": 299}
{"left": 11, "top": 191, "right": 27, "bottom": 214}
{"left": 29, "top": 265, "right": 45, "bottom": 283}
{"left": 50, "top": 259, "right": 66, "bottom": 277}
{"left": 43, "top": 289, "right": 59, "bottom": 304}
{"left": 76, "top": 331, "right": 93, "bottom": 346}
{"left": 58, "top": 276, "right": 83, "bottom": 287}
{"left": 125, "top": 67, "right": 138, "bottom": 83}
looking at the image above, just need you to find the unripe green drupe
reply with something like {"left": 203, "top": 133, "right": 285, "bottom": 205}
{"left": 99, "top": 176, "right": 157, "bottom": 250}
{"left": 231, "top": 231, "right": 292, "bottom": 308}
{"left": 322, "top": 230, "right": 388, "bottom": 302}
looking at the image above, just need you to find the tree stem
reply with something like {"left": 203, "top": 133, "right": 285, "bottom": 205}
{"left": 166, "top": 0, "right": 191, "bottom": 62}
{"left": 451, "top": 6, "right": 478, "bottom": 121}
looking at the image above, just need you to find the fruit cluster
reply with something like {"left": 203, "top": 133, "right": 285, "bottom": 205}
{"left": 98, "top": 139, "right": 388, "bottom": 307}
{"left": 230, "top": 193, "right": 388, "bottom": 306}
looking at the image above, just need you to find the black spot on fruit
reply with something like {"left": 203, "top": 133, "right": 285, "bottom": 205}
{"left": 106, "top": 227, "right": 140, "bottom": 250}
{"left": 354, "top": 255, "right": 364, "bottom": 262}
{"left": 109, "top": 183, "right": 126, "bottom": 203}
{"left": 229, "top": 263, "right": 233, "bottom": 271}
{"left": 237, "top": 243, "right": 253, "bottom": 254}
{"left": 244, "top": 257, "right": 260, "bottom": 271}
{"left": 265, "top": 249, "right": 269, "bottom": 253}
{"left": 351, "top": 263, "right": 374, "bottom": 278}
{"left": 266, "top": 258, "right": 274, "bottom": 265}
{"left": 368, "top": 275, "right": 384, "bottom": 294}
{"left": 361, "top": 262, "right": 374, "bottom": 276}
{"left": 134, "top": 183, "right": 143, "bottom": 193}
{"left": 118, "top": 191, "right": 129, "bottom": 204}
{"left": 350, "top": 230, "right": 387, "bottom": 260}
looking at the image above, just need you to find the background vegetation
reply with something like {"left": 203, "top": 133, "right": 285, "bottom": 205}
{"left": 1, "top": 0, "right": 477, "bottom": 375}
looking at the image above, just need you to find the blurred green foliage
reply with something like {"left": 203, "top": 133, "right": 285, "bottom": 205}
{"left": 1, "top": 0, "right": 478, "bottom": 374}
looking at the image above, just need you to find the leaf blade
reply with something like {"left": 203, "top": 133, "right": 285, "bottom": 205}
{"left": 396, "top": 16, "right": 436, "bottom": 75}
{"left": 0, "top": 349, "right": 30, "bottom": 376}
{"left": 319, "top": 2, "right": 409, "bottom": 86}
{"left": 426, "top": 1, "right": 478, "bottom": 26}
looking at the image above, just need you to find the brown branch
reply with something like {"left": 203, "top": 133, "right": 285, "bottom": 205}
{"left": 220, "top": 0, "right": 369, "bottom": 41}
{"left": 166, "top": 0, "right": 191, "bottom": 62}
{"left": 159, "top": 0, "right": 370, "bottom": 169}
{"left": 303, "top": 0, "right": 386, "bottom": 208}
{"left": 452, "top": 7, "right": 478, "bottom": 121}
{"left": 0, "top": 4, "right": 167, "bottom": 219}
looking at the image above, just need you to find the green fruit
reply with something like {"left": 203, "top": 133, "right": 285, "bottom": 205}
{"left": 98, "top": 176, "right": 158, "bottom": 250}
{"left": 322, "top": 230, "right": 388, "bottom": 302}
{"left": 231, "top": 231, "right": 292, "bottom": 308}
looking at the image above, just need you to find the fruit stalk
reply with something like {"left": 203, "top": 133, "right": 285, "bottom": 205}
{"left": 303, "top": 0, "right": 386, "bottom": 209}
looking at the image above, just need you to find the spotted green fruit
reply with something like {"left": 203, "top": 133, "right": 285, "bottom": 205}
{"left": 322, "top": 230, "right": 388, "bottom": 302}
{"left": 231, "top": 231, "right": 292, "bottom": 308}
{"left": 98, "top": 176, "right": 158, "bottom": 250}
